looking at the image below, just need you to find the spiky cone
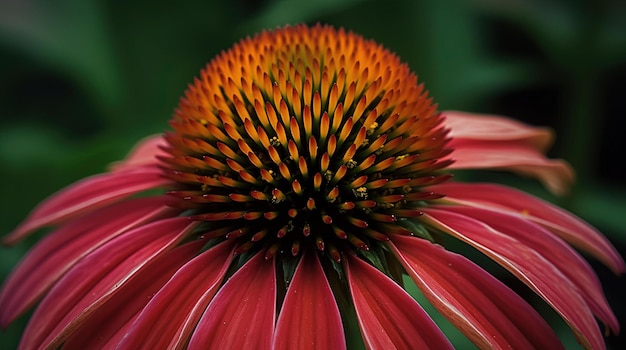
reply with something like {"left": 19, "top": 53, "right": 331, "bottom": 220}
{"left": 0, "top": 24, "right": 623, "bottom": 350}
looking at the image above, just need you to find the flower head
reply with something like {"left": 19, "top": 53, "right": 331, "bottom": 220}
{"left": 1, "top": 24, "right": 623, "bottom": 349}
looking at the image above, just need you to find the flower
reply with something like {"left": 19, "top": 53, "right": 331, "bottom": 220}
{"left": 0, "top": 24, "right": 623, "bottom": 349}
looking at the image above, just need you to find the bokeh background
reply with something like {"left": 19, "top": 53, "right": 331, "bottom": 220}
{"left": 1, "top": 0, "right": 624, "bottom": 348}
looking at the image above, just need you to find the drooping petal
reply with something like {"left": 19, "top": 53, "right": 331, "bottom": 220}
{"left": 389, "top": 235, "right": 564, "bottom": 350}
{"left": 109, "top": 135, "right": 169, "bottom": 172}
{"left": 188, "top": 251, "right": 276, "bottom": 350}
{"left": 18, "top": 217, "right": 196, "bottom": 350}
{"left": 430, "top": 182, "right": 625, "bottom": 274}
{"left": 273, "top": 251, "right": 345, "bottom": 350}
{"left": 0, "top": 196, "right": 176, "bottom": 328}
{"left": 118, "top": 240, "right": 235, "bottom": 350}
{"left": 443, "top": 110, "right": 553, "bottom": 151}
{"left": 344, "top": 253, "right": 453, "bottom": 350}
{"left": 443, "top": 110, "right": 573, "bottom": 195}
{"left": 423, "top": 209, "right": 604, "bottom": 350}
{"left": 439, "top": 205, "right": 619, "bottom": 334}
{"left": 447, "top": 140, "right": 574, "bottom": 195}
{"left": 55, "top": 238, "right": 206, "bottom": 349}
{"left": 4, "top": 167, "right": 169, "bottom": 244}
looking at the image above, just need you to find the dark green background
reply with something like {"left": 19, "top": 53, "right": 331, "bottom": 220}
{"left": 1, "top": 0, "right": 625, "bottom": 348}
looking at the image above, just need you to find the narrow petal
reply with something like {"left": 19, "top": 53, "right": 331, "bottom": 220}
{"left": 4, "top": 167, "right": 169, "bottom": 244}
{"left": 423, "top": 209, "right": 604, "bottom": 350}
{"left": 440, "top": 205, "right": 619, "bottom": 334}
{"left": 273, "top": 251, "right": 346, "bottom": 350}
{"left": 443, "top": 110, "right": 572, "bottom": 195}
{"left": 443, "top": 110, "right": 553, "bottom": 151}
{"left": 430, "top": 182, "right": 625, "bottom": 273}
{"left": 390, "top": 235, "right": 564, "bottom": 350}
{"left": 447, "top": 140, "right": 574, "bottom": 195}
{"left": 188, "top": 251, "right": 276, "bottom": 350}
{"left": 118, "top": 240, "right": 235, "bottom": 350}
{"left": 344, "top": 253, "right": 453, "bottom": 350}
{"left": 0, "top": 196, "right": 176, "bottom": 327}
{"left": 56, "top": 238, "right": 206, "bottom": 349}
{"left": 18, "top": 217, "right": 196, "bottom": 350}
{"left": 109, "top": 135, "right": 169, "bottom": 172}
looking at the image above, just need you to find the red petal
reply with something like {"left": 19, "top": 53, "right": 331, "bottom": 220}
{"left": 431, "top": 182, "right": 625, "bottom": 274}
{"left": 0, "top": 196, "right": 176, "bottom": 327}
{"left": 57, "top": 238, "right": 206, "bottom": 349}
{"left": 188, "top": 252, "right": 276, "bottom": 350}
{"left": 390, "top": 235, "right": 564, "bottom": 350}
{"left": 18, "top": 217, "right": 196, "bottom": 350}
{"left": 344, "top": 254, "right": 453, "bottom": 350}
{"left": 109, "top": 135, "right": 169, "bottom": 172}
{"left": 440, "top": 205, "right": 619, "bottom": 334}
{"left": 118, "top": 240, "right": 235, "bottom": 349}
{"left": 444, "top": 110, "right": 553, "bottom": 151}
{"left": 4, "top": 167, "right": 169, "bottom": 244}
{"left": 273, "top": 251, "right": 346, "bottom": 350}
{"left": 446, "top": 140, "right": 574, "bottom": 195}
{"left": 443, "top": 110, "right": 572, "bottom": 195}
{"left": 423, "top": 209, "right": 604, "bottom": 350}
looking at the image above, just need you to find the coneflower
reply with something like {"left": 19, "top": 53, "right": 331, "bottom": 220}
{"left": 1, "top": 24, "right": 622, "bottom": 349}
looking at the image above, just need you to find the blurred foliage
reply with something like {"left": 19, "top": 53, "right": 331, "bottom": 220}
{"left": 1, "top": 0, "right": 625, "bottom": 348}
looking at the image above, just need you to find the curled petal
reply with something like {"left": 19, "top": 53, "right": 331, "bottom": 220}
{"left": 109, "top": 135, "right": 169, "bottom": 172}
{"left": 443, "top": 108, "right": 574, "bottom": 195}
{"left": 443, "top": 110, "right": 553, "bottom": 151}
{"left": 188, "top": 252, "right": 276, "bottom": 350}
{"left": 58, "top": 239, "right": 206, "bottom": 349}
{"left": 430, "top": 182, "right": 625, "bottom": 274}
{"left": 18, "top": 217, "right": 196, "bottom": 350}
{"left": 423, "top": 209, "right": 604, "bottom": 350}
{"left": 438, "top": 205, "right": 619, "bottom": 334}
{"left": 4, "top": 167, "right": 169, "bottom": 244}
{"left": 390, "top": 235, "right": 564, "bottom": 350}
{"left": 118, "top": 240, "right": 235, "bottom": 349}
{"left": 344, "top": 253, "right": 452, "bottom": 350}
{"left": 273, "top": 251, "right": 345, "bottom": 350}
{"left": 447, "top": 140, "right": 574, "bottom": 195}
{"left": 0, "top": 196, "right": 176, "bottom": 328}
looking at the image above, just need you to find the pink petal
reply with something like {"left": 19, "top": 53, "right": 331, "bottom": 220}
{"left": 4, "top": 167, "right": 170, "bottom": 244}
{"left": 423, "top": 209, "right": 604, "bottom": 350}
{"left": 446, "top": 140, "right": 574, "bottom": 195}
{"left": 109, "top": 135, "right": 169, "bottom": 172}
{"left": 273, "top": 251, "right": 346, "bottom": 350}
{"left": 0, "top": 196, "right": 176, "bottom": 328}
{"left": 344, "top": 253, "right": 453, "bottom": 350}
{"left": 443, "top": 110, "right": 572, "bottom": 195}
{"left": 439, "top": 205, "right": 619, "bottom": 334}
{"left": 57, "top": 238, "right": 206, "bottom": 349}
{"left": 443, "top": 110, "right": 553, "bottom": 151}
{"left": 390, "top": 235, "right": 564, "bottom": 350}
{"left": 188, "top": 251, "right": 276, "bottom": 350}
{"left": 118, "top": 240, "right": 235, "bottom": 350}
{"left": 18, "top": 217, "right": 196, "bottom": 350}
{"left": 430, "top": 182, "right": 625, "bottom": 274}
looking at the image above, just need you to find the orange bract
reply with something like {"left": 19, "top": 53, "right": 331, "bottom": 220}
{"left": 162, "top": 24, "right": 451, "bottom": 258}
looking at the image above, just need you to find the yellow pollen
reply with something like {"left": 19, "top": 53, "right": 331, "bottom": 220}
{"left": 354, "top": 186, "right": 368, "bottom": 199}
